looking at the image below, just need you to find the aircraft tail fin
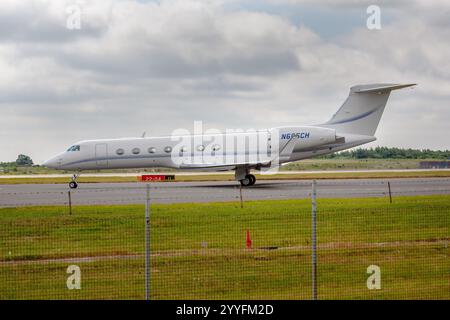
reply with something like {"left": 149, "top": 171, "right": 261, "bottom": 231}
{"left": 320, "top": 83, "right": 416, "bottom": 136}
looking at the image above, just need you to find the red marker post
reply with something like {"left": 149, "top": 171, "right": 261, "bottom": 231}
{"left": 140, "top": 174, "right": 175, "bottom": 300}
{"left": 139, "top": 174, "right": 175, "bottom": 182}
{"left": 246, "top": 229, "right": 252, "bottom": 249}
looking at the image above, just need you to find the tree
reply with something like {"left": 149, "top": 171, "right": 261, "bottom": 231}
{"left": 15, "top": 154, "right": 33, "bottom": 166}
{"left": 320, "top": 147, "right": 450, "bottom": 159}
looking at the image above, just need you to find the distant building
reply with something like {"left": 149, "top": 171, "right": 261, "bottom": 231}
{"left": 419, "top": 161, "right": 450, "bottom": 169}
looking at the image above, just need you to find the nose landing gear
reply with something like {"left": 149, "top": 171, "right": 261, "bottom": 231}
{"left": 69, "top": 181, "right": 78, "bottom": 189}
{"left": 69, "top": 173, "right": 79, "bottom": 189}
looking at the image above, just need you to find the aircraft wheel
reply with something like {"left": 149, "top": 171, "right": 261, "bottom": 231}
{"left": 69, "top": 181, "right": 78, "bottom": 189}
{"left": 240, "top": 177, "right": 251, "bottom": 187}
{"left": 248, "top": 174, "right": 256, "bottom": 186}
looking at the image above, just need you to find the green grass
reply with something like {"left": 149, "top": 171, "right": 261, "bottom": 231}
{"left": 0, "top": 195, "right": 449, "bottom": 299}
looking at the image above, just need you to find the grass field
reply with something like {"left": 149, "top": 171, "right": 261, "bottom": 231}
{"left": 0, "top": 169, "right": 449, "bottom": 185}
{"left": 0, "top": 195, "right": 449, "bottom": 299}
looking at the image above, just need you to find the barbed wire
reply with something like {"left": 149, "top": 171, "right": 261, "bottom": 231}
{"left": 1, "top": 186, "right": 449, "bottom": 197}
{"left": 1, "top": 180, "right": 449, "bottom": 195}
{"left": 0, "top": 177, "right": 449, "bottom": 207}
{"left": 1, "top": 189, "right": 449, "bottom": 208}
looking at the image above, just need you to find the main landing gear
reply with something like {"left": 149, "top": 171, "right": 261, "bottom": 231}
{"left": 235, "top": 167, "right": 256, "bottom": 187}
{"left": 69, "top": 173, "right": 79, "bottom": 189}
{"left": 240, "top": 174, "right": 256, "bottom": 187}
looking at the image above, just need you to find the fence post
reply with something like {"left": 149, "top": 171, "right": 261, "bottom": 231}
{"left": 311, "top": 180, "right": 318, "bottom": 300}
{"left": 145, "top": 183, "right": 150, "bottom": 301}
{"left": 239, "top": 184, "right": 244, "bottom": 209}
{"left": 68, "top": 191, "right": 72, "bottom": 215}
{"left": 387, "top": 181, "right": 392, "bottom": 203}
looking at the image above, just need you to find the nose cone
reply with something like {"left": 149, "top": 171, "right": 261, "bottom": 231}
{"left": 43, "top": 157, "right": 59, "bottom": 169}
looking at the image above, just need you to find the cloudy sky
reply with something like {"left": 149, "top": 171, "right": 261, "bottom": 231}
{"left": 1, "top": 0, "right": 449, "bottom": 163}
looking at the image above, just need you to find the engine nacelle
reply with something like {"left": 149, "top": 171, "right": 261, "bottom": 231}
{"left": 274, "top": 126, "right": 337, "bottom": 152}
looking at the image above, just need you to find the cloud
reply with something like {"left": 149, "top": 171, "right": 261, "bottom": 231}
{"left": 266, "top": 0, "right": 448, "bottom": 8}
{"left": 0, "top": 0, "right": 449, "bottom": 163}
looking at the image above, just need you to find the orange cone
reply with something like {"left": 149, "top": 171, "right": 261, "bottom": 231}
{"left": 246, "top": 229, "right": 252, "bottom": 249}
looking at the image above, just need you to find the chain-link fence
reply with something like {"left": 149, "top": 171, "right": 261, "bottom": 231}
{"left": 0, "top": 178, "right": 449, "bottom": 299}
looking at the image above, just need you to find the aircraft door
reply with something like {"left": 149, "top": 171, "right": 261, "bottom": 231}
{"left": 95, "top": 143, "right": 108, "bottom": 167}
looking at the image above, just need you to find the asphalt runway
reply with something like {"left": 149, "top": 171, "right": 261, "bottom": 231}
{"left": 0, "top": 178, "right": 449, "bottom": 207}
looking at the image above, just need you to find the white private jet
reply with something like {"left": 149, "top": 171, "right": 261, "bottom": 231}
{"left": 43, "top": 83, "right": 416, "bottom": 188}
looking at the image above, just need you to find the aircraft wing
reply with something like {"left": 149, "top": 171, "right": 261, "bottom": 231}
{"left": 179, "top": 161, "right": 271, "bottom": 171}
{"left": 178, "top": 132, "right": 300, "bottom": 170}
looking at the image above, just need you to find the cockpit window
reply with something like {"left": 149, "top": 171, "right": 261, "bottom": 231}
{"left": 67, "top": 145, "right": 80, "bottom": 152}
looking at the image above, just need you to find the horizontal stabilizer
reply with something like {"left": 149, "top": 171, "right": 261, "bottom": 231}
{"left": 352, "top": 83, "right": 416, "bottom": 94}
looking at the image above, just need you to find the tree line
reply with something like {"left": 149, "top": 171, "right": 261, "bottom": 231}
{"left": 0, "top": 154, "right": 34, "bottom": 167}
{"left": 321, "top": 147, "right": 450, "bottom": 159}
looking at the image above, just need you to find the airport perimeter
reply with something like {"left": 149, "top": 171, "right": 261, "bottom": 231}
{"left": 0, "top": 178, "right": 449, "bottom": 300}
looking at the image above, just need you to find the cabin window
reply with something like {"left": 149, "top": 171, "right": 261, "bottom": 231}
{"left": 132, "top": 148, "right": 141, "bottom": 155}
{"left": 148, "top": 147, "right": 156, "bottom": 154}
{"left": 197, "top": 145, "right": 205, "bottom": 152}
{"left": 164, "top": 146, "right": 172, "bottom": 153}
{"left": 116, "top": 148, "right": 125, "bottom": 155}
{"left": 67, "top": 145, "right": 80, "bottom": 152}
